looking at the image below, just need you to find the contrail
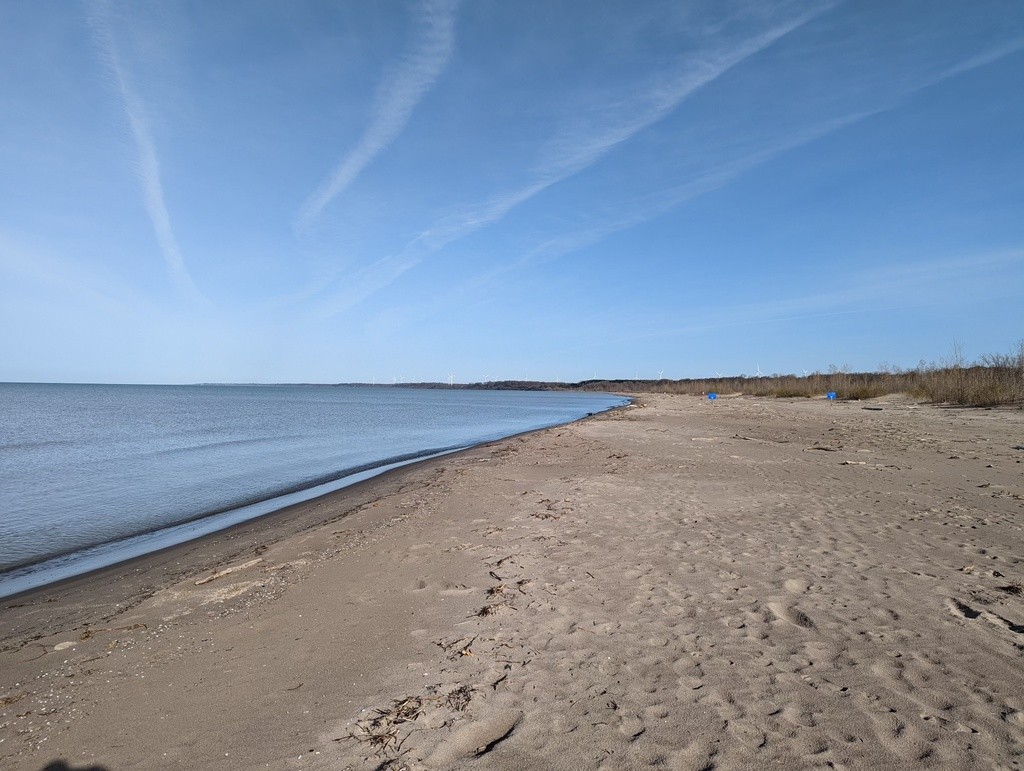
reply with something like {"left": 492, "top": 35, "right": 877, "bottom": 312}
{"left": 308, "top": 2, "right": 833, "bottom": 318}
{"left": 295, "top": 0, "right": 459, "bottom": 231}
{"left": 85, "top": 0, "right": 204, "bottom": 302}
{"left": 405, "top": 2, "right": 835, "bottom": 258}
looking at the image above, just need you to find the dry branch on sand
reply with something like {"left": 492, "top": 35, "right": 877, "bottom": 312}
{"left": 338, "top": 685, "right": 476, "bottom": 765}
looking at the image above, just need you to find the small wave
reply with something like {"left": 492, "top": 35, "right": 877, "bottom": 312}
{"left": 0, "top": 438, "right": 78, "bottom": 452}
{"left": 0, "top": 444, "right": 473, "bottom": 598}
{"left": 0, "top": 443, "right": 467, "bottom": 576}
{"left": 143, "top": 434, "right": 309, "bottom": 458}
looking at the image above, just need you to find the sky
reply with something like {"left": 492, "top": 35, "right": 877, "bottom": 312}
{"left": 1, "top": 0, "right": 1023, "bottom": 384}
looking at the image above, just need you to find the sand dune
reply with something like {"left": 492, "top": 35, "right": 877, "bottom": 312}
{"left": 1, "top": 394, "right": 1022, "bottom": 769}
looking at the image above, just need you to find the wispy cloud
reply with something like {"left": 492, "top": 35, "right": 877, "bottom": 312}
{"left": 295, "top": 0, "right": 460, "bottom": 231}
{"left": 308, "top": 2, "right": 833, "bottom": 318}
{"left": 357, "top": 111, "right": 876, "bottom": 335}
{"left": 306, "top": 251, "right": 421, "bottom": 321}
{"left": 417, "top": 32, "right": 1024, "bottom": 306}
{"left": 355, "top": 21, "right": 1024, "bottom": 337}
{"left": 304, "top": 6, "right": 1023, "bottom": 323}
{"left": 592, "top": 249, "right": 1024, "bottom": 348}
{"left": 0, "top": 231, "right": 159, "bottom": 317}
{"left": 510, "top": 109, "right": 878, "bottom": 270}
{"left": 732, "top": 250, "right": 1024, "bottom": 326}
{"left": 935, "top": 35, "right": 1024, "bottom": 81}
{"left": 85, "top": 0, "right": 204, "bottom": 303}
{"left": 408, "top": 2, "right": 835, "bottom": 256}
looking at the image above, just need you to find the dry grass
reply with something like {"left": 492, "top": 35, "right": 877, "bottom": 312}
{"left": 571, "top": 342, "right": 1024, "bottom": 407}
{"left": 910, "top": 347, "right": 1024, "bottom": 406}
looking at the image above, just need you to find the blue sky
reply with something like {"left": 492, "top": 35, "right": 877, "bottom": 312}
{"left": 2, "top": 0, "right": 1022, "bottom": 384}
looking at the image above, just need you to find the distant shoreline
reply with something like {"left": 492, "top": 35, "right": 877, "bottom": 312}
{"left": 7, "top": 345, "right": 1021, "bottom": 407}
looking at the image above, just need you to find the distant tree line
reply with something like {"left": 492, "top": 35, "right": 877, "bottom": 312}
{"left": 378, "top": 341, "right": 1024, "bottom": 407}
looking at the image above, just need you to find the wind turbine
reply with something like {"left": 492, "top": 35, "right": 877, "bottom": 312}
{"left": 716, "top": 371, "right": 723, "bottom": 378}
{"left": 448, "top": 372, "right": 454, "bottom": 386}
{"left": 755, "top": 363, "right": 764, "bottom": 377}
{"left": 657, "top": 369, "right": 664, "bottom": 380}
{"left": 802, "top": 369, "right": 810, "bottom": 377}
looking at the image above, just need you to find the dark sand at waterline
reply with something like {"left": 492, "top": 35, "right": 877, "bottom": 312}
{"left": 2, "top": 395, "right": 1023, "bottom": 769}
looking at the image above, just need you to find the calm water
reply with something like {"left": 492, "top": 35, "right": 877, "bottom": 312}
{"left": 0, "top": 384, "right": 626, "bottom": 596}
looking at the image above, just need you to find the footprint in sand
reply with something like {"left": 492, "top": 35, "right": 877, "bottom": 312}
{"left": 768, "top": 601, "right": 815, "bottom": 629}
{"left": 426, "top": 709, "right": 522, "bottom": 765}
{"left": 618, "top": 713, "right": 645, "bottom": 739}
{"left": 439, "top": 584, "right": 477, "bottom": 596}
{"left": 729, "top": 719, "right": 767, "bottom": 749}
{"left": 670, "top": 739, "right": 719, "bottom": 770}
{"left": 782, "top": 703, "right": 818, "bottom": 728}
{"left": 946, "top": 597, "right": 981, "bottom": 620}
{"left": 783, "top": 578, "right": 809, "bottom": 594}
{"left": 946, "top": 597, "right": 1024, "bottom": 635}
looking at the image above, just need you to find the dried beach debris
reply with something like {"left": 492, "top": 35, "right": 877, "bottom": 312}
{"left": 194, "top": 558, "right": 263, "bottom": 586}
{"left": 0, "top": 691, "right": 28, "bottom": 707}
{"left": 344, "top": 695, "right": 427, "bottom": 762}
{"left": 435, "top": 636, "right": 477, "bottom": 659}
{"left": 443, "top": 684, "right": 473, "bottom": 712}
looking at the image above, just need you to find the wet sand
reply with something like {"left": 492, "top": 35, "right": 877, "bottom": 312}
{"left": 1, "top": 394, "right": 1023, "bottom": 769}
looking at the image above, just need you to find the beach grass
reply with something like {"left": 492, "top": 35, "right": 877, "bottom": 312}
{"left": 571, "top": 341, "right": 1024, "bottom": 407}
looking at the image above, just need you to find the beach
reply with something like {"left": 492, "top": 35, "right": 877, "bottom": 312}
{"left": 1, "top": 393, "right": 1022, "bottom": 769}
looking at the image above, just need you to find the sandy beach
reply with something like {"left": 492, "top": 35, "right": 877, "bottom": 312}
{"left": 2, "top": 394, "right": 1022, "bottom": 770}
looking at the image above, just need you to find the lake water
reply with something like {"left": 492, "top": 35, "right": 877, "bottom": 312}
{"left": 0, "top": 383, "right": 626, "bottom": 597}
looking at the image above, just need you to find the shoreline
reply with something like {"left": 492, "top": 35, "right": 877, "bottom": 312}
{"left": 0, "top": 444, "right": 469, "bottom": 600}
{"left": 0, "top": 398, "right": 631, "bottom": 602}
{"left": 2, "top": 394, "right": 1022, "bottom": 769}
